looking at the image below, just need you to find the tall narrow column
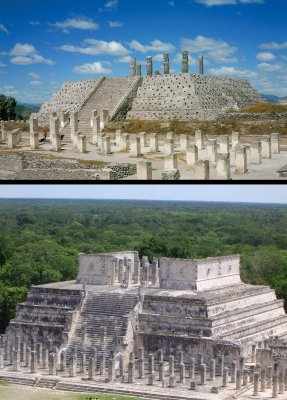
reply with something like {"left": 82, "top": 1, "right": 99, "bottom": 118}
{"left": 199, "top": 55, "right": 204, "bottom": 75}
{"left": 130, "top": 58, "right": 137, "bottom": 77}
{"left": 163, "top": 54, "right": 170, "bottom": 75}
{"left": 146, "top": 57, "right": 153, "bottom": 77}
{"left": 182, "top": 51, "right": 189, "bottom": 73}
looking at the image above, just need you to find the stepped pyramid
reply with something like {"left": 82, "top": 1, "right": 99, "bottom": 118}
{"left": 4, "top": 251, "right": 287, "bottom": 365}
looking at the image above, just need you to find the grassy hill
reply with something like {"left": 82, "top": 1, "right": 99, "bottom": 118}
{"left": 15, "top": 103, "right": 40, "bottom": 120}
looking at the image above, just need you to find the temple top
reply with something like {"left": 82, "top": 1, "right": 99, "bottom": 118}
{"left": 76, "top": 252, "right": 241, "bottom": 290}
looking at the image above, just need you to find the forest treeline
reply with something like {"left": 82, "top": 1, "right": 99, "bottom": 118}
{"left": 0, "top": 199, "right": 287, "bottom": 332}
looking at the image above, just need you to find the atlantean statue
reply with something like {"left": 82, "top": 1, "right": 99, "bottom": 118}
{"left": 199, "top": 55, "right": 204, "bottom": 75}
{"left": 182, "top": 51, "right": 189, "bottom": 73}
{"left": 146, "top": 57, "right": 153, "bottom": 77}
{"left": 163, "top": 54, "right": 170, "bottom": 75}
{"left": 130, "top": 57, "right": 137, "bottom": 77}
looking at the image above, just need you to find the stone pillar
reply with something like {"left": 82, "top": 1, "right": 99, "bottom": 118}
{"left": 236, "top": 369, "right": 242, "bottom": 390}
{"left": 186, "top": 145, "right": 198, "bottom": 170}
{"left": 219, "top": 136, "right": 229, "bottom": 153}
{"left": 200, "top": 363, "right": 206, "bottom": 385}
{"left": 36, "top": 343, "right": 43, "bottom": 365}
{"left": 137, "top": 160, "right": 152, "bottom": 180}
{"left": 31, "top": 350, "right": 36, "bottom": 373}
{"left": 108, "top": 358, "right": 115, "bottom": 382}
{"left": 0, "top": 350, "right": 3, "bottom": 370}
{"left": 271, "top": 133, "right": 280, "bottom": 154}
{"left": 217, "top": 153, "right": 231, "bottom": 180}
{"left": 131, "top": 136, "right": 141, "bottom": 156}
{"left": 232, "top": 131, "right": 240, "bottom": 151}
{"left": 115, "top": 129, "right": 122, "bottom": 147}
{"left": 169, "top": 374, "right": 175, "bottom": 388}
{"left": 8, "top": 131, "right": 18, "bottom": 148}
{"left": 164, "top": 154, "right": 178, "bottom": 170}
{"left": 119, "top": 354, "right": 124, "bottom": 377}
{"left": 102, "top": 136, "right": 112, "bottom": 155}
{"left": 279, "top": 370, "right": 284, "bottom": 394}
{"left": 231, "top": 360, "right": 237, "bottom": 383}
{"left": 77, "top": 135, "right": 87, "bottom": 153}
{"left": 149, "top": 133, "right": 159, "bottom": 152}
{"left": 49, "top": 352, "right": 56, "bottom": 375}
{"left": 207, "top": 139, "right": 217, "bottom": 162}
{"left": 169, "top": 355, "right": 174, "bottom": 376}
{"left": 100, "top": 353, "right": 106, "bottom": 375}
{"left": 88, "top": 357, "right": 95, "bottom": 380}
{"left": 70, "top": 112, "right": 78, "bottom": 142}
{"left": 52, "top": 133, "right": 61, "bottom": 152}
{"left": 222, "top": 367, "right": 229, "bottom": 387}
{"left": 239, "top": 356, "right": 245, "bottom": 373}
{"left": 128, "top": 360, "right": 135, "bottom": 383}
{"left": 272, "top": 373, "right": 278, "bottom": 398}
{"left": 137, "top": 64, "right": 142, "bottom": 77}
{"left": 189, "top": 358, "right": 195, "bottom": 379}
{"left": 254, "top": 371, "right": 259, "bottom": 396}
{"left": 261, "top": 135, "right": 271, "bottom": 159}
{"left": 163, "top": 54, "right": 170, "bottom": 75}
{"left": 69, "top": 354, "right": 76, "bottom": 377}
{"left": 29, "top": 117, "right": 38, "bottom": 134}
{"left": 121, "top": 133, "right": 130, "bottom": 151}
{"left": 194, "top": 160, "right": 209, "bottom": 180}
{"left": 159, "top": 360, "right": 164, "bottom": 381}
{"left": 199, "top": 55, "right": 204, "bottom": 75}
{"left": 60, "top": 350, "right": 66, "bottom": 371}
{"left": 164, "top": 138, "right": 174, "bottom": 155}
{"left": 102, "top": 110, "right": 109, "bottom": 128}
{"left": 80, "top": 352, "right": 86, "bottom": 374}
{"left": 30, "top": 132, "right": 39, "bottom": 150}
{"left": 139, "top": 132, "right": 147, "bottom": 147}
{"left": 210, "top": 359, "right": 216, "bottom": 381}
{"left": 92, "top": 116, "right": 101, "bottom": 145}
{"left": 182, "top": 51, "right": 189, "bottom": 74}
{"left": 20, "top": 342, "right": 26, "bottom": 363}
{"left": 261, "top": 369, "right": 266, "bottom": 392}
{"left": 249, "top": 365, "right": 255, "bottom": 383}
{"left": 235, "top": 145, "right": 248, "bottom": 174}
{"left": 251, "top": 344, "right": 256, "bottom": 363}
{"left": 197, "top": 354, "right": 203, "bottom": 372}
{"left": 267, "top": 366, "right": 272, "bottom": 388}
{"left": 50, "top": 116, "right": 60, "bottom": 138}
{"left": 179, "top": 362, "right": 185, "bottom": 383}
{"left": 180, "top": 134, "right": 190, "bottom": 153}
{"left": 42, "top": 348, "right": 48, "bottom": 369}
{"left": 13, "top": 350, "right": 20, "bottom": 371}
{"left": 243, "top": 368, "right": 248, "bottom": 386}
{"left": 195, "top": 130, "right": 204, "bottom": 150}
{"left": 146, "top": 57, "right": 153, "bottom": 77}
{"left": 98, "top": 132, "right": 106, "bottom": 149}
{"left": 218, "top": 355, "right": 224, "bottom": 377}
{"left": 151, "top": 258, "right": 159, "bottom": 285}
{"left": 130, "top": 57, "right": 137, "bottom": 77}
{"left": 251, "top": 141, "right": 262, "bottom": 164}
{"left": 148, "top": 353, "right": 155, "bottom": 375}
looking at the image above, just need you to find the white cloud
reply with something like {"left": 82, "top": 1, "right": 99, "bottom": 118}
{"left": 8, "top": 43, "right": 55, "bottom": 65}
{"left": 73, "top": 61, "right": 112, "bottom": 75}
{"left": 0, "top": 23, "right": 9, "bottom": 35}
{"left": 58, "top": 39, "right": 129, "bottom": 56}
{"left": 50, "top": 17, "right": 99, "bottom": 33}
{"left": 30, "top": 80, "right": 42, "bottom": 86}
{"left": 108, "top": 21, "right": 123, "bottom": 27}
{"left": 1, "top": 85, "right": 19, "bottom": 97}
{"left": 208, "top": 66, "right": 258, "bottom": 78}
{"left": 116, "top": 56, "right": 132, "bottom": 63}
{"left": 105, "top": 0, "right": 118, "bottom": 9}
{"left": 129, "top": 39, "right": 176, "bottom": 54}
{"left": 168, "top": 1, "right": 175, "bottom": 6}
{"left": 0, "top": 61, "right": 6, "bottom": 67}
{"left": 173, "top": 52, "right": 197, "bottom": 66}
{"left": 29, "top": 72, "right": 40, "bottom": 79}
{"left": 181, "top": 36, "right": 238, "bottom": 63}
{"left": 257, "top": 63, "right": 286, "bottom": 73}
{"left": 256, "top": 52, "right": 276, "bottom": 62}
{"left": 195, "top": 0, "right": 265, "bottom": 6}
{"left": 259, "top": 41, "right": 287, "bottom": 51}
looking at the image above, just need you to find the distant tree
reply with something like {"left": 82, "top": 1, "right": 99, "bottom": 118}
{"left": 0, "top": 94, "right": 16, "bottom": 120}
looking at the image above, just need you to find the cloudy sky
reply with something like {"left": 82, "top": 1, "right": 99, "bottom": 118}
{"left": 0, "top": 0, "right": 286, "bottom": 104}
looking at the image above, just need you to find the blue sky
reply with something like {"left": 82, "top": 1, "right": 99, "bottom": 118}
{"left": 0, "top": 0, "right": 286, "bottom": 104}
{"left": 0, "top": 184, "right": 286, "bottom": 204}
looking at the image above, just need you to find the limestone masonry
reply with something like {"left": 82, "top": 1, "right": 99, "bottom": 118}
{"left": 1, "top": 251, "right": 287, "bottom": 398}
{"left": 35, "top": 52, "right": 261, "bottom": 125}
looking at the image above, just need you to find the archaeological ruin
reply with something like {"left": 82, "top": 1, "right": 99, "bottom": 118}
{"left": 1, "top": 251, "right": 287, "bottom": 399}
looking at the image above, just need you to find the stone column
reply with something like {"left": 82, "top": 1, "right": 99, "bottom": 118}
{"left": 179, "top": 362, "right": 185, "bottom": 383}
{"left": 200, "top": 363, "right": 206, "bottom": 385}
{"left": 128, "top": 360, "right": 135, "bottom": 383}
{"left": 50, "top": 116, "right": 60, "bottom": 139}
{"left": 251, "top": 344, "right": 256, "bottom": 363}
{"left": 250, "top": 365, "right": 255, "bottom": 383}
{"left": 169, "top": 374, "right": 175, "bottom": 388}
{"left": 271, "top": 133, "right": 280, "bottom": 154}
{"left": 279, "top": 370, "right": 284, "bottom": 394}
{"left": 36, "top": 343, "right": 43, "bottom": 365}
{"left": 148, "top": 354, "right": 155, "bottom": 375}
{"left": 139, "top": 132, "right": 148, "bottom": 147}
{"left": 146, "top": 57, "right": 153, "bottom": 77}
{"left": 49, "top": 352, "right": 56, "bottom": 375}
{"left": 137, "top": 64, "right": 142, "bottom": 77}
{"left": 159, "top": 360, "right": 164, "bottom": 381}
{"left": 77, "top": 134, "right": 87, "bottom": 153}
{"left": 30, "top": 132, "right": 39, "bottom": 150}
{"left": 100, "top": 353, "right": 106, "bottom": 375}
{"left": 20, "top": 342, "right": 26, "bottom": 363}
{"left": 261, "top": 135, "right": 271, "bottom": 159}
{"left": 8, "top": 132, "right": 18, "bottom": 148}
{"left": 79, "top": 352, "right": 86, "bottom": 374}
{"left": 151, "top": 258, "right": 159, "bottom": 285}
{"left": 92, "top": 116, "right": 101, "bottom": 145}
{"left": 102, "top": 136, "right": 112, "bottom": 155}
{"left": 29, "top": 117, "right": 38, "bottom": 134}
{"left": 0, "top": 350, "right": 3, "bottom": 370}
{"left": 210, "top": 359, "right": 216, "bottom": 381}
{"left": 164, "top": 154, "right": 178, "bottom": 170}
{"left": 219, "top": 136, "right": 229, "bottom": 153}
{"left": 13, "top": 350, "right": 20, "bottom": 371}
{"left": 243, "top": 368, "right": 248, "bottom": 386}
{"left": 70, "top": 111, "right": 79, "bottom": 142}
{"left": 102, "top": 110, "right": 109, "bottom": 128}
{"left": 131, "top": 136, "right": 141, "bottom": 156}
{"left": 42, "top": 348, "right": 48, "bottom": 369}
{"left": 163, "top": 54, "right": 170, "bottom": 75}
{"left": 186, "top": 145, "right": 198, "bottom": 170}
{"left": 60, "top": 350, "right": 66, "bottom": 371}
{"left": 222, "top": 367, "right": 229, "bottom": 387}
{"left": 88, "top": 357, "right": 95, "bottom": 380}
{"left": 218, "top": 355, "right": 224, "bottom": 377}
{"left": 272, "top": 373, "right": 278, "bottom": 398}
{"left": 195, "top": 130, "right": 204, "bottom": 150}
{"left": 130, "top": 57, "right": 137, "bottom": 77}
{"left": 30, "top": 350, "right": 37, "bottom": 373}
{"left": 26, "top": 347, "right": 31, "bottom": 368}
{"left": 164, "top": 138, "right": 174, "bottom": 155}
{"left": 254, "top": 371, "right": 259, "bottom": 396}
{"left": 232, "top": 131, "right": 240, "bottom": 151}
{"left": 121, "top": 133, "right": 130, "bottom": 151}
{"left": 182, "top": 51, "right": 189, "bottom": 74}
{"left": 169, "top": 355, "right": 174, "bottom": 376}
{"left": 217, "top": 153, "right": 231, "bottom": 180}
{"left": 251, "top": 141, "right": 262, "bottom": 164}
{"left": 115, "top": 129, "right": 122, "bottom": 147}
{"left": 236, "top": 369, "right": 242, "bottom": 390}
{"left": 197, "top": 354, "right": 203, "bottom": 372}
{"left": 180, "top": 134, "right": 190, "bottom": 153}
{"left": 149, "top": 133, "right": 159, "bottom": 152}
{"left": 261, "top": 369, "right": 266, "bottom": 392}
{"left": 207, "top": 139, "right": 217, "bottom": 162}
{"left": 52, "top": 133, "right": 61, "bottom": 152}
{"left": 231, "top": 360, "right": 237, "bottom": 383}
{"left": 108, "top": 358, "right": 115, "bottom": 382}
{"left": 235, "top": 145, "right": 248, "bottom": 174}
{"left": 137, "top": 160, "right": 152, "bottom": 180}
{"left": 199, "top": 55, "right": 204, "bottom": 75}
{"left": 194, "top": 160, "right": 209, "bottom": 180}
